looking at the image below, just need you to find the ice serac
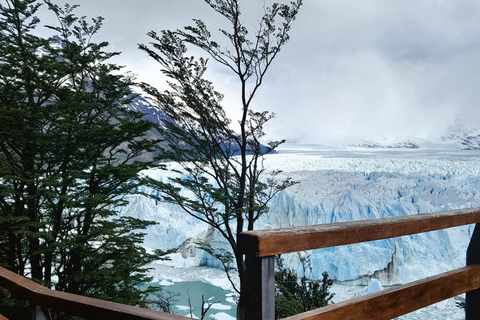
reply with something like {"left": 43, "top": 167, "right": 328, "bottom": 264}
{"left": 121, "top": 146, "right": 480, "bottom": 285}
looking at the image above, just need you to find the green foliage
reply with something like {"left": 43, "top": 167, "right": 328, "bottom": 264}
{"left": 0, "top": 0, "right": 163, "bottom": 313}
{"left": 0, "top": 287, "right": 30, "bottom": 320}
{"left": 275, "top": 255, "right": 335, "bottom": 318}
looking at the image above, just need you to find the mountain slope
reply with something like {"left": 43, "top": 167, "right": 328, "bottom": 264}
{"left": 441, "top": 123, "right": 480, "bottom": 150}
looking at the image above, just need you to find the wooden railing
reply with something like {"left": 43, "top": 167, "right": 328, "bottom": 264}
{"left": 238, "top": 207, "right": 480, "bottom": 320}
{"left": 0, "top": 266, "right": 189, "bottom": 320}
{"left": 2, "top": 208, "right": 480, "bottom": 319}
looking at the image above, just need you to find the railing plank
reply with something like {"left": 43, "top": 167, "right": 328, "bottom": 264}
{"left": 281, "top": 264, "right": 480, "bottom": 320}
{"left": 0, "top": 267, "right": 188, "bottom": 320}
{"left": 0, "top": 314, "right": 8, "bottom": 320}
{"left": 239, "top": 208, "right": 480, "bottom": 257}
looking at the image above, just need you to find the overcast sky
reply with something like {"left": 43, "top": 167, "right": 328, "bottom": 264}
{"left": 35, "top": 0, "right": 480, "bottom": 144}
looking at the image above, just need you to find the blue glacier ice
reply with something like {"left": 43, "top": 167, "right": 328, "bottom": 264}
{"left": 120, "top": 144, "right": 480, "bottom": 285}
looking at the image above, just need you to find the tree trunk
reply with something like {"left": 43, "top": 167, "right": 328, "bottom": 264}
{"left": 25, "top": 145, "right": 43, "bottom": 281}
{"left": 7, "top": 227, "right": 17, "bottom": 273}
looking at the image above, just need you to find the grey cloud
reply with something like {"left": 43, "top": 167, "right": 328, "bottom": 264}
{"left": 37, "top": 0, "right": 480, "bottom": 143}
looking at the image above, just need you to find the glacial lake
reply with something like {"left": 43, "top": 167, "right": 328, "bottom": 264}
{"left": 145, "top": 280, "right": 237, "bottom": 319}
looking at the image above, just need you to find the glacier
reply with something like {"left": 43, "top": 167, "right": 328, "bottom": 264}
{"left": 120, "top": 143, "right": 480, "bottom": 287}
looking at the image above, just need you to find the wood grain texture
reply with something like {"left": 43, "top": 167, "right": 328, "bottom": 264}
{"left": 0, "top": 267, "right": 188, "bottom": 320}
{"left": 239, "top": 208, "right": 480, "bottom": 257}
{"left": 281, "top": 265, "right": 480, "bottom": 320}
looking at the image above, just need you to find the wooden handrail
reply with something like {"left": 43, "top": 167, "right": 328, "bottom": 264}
{"left": 238, "top": 207, "right": 480, "bottom": 319}
{"left": 239, "top": 208, "right": 480, "bottom": 257}
{"left": 0, "top": 267, "right": 188, "bottom": 320}
{"left": 2, "top": 207, "right": 480, "bottom": 320}
{"left": 282, "top": 265, "right": 480, "bottom": 320}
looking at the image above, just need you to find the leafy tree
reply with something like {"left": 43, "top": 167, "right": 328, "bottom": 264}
{"left": 275, "top": 255, "right": 335, "bottom": 318}
{"left": 0, "top": 0, "right": 163, "bottom": 315}
{"left": 139, "top": 0, "right": 302, "bottom": 318}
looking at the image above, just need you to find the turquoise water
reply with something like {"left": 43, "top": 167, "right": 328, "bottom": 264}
{"left": 146, "top": 281, "right": 237, "bottom": 318}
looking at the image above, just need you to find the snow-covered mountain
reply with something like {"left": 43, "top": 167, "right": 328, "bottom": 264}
{"left": 120, "top": 143, "right": 480, "bottom": 287}
{"left": 128, "top": 93, "right": 172, "bottom": 127}
{"left": 348, "top": 139, "right": 420, "bottom": 149}
{"left": 441, "top": 123, "right": 480, "bottom": 150}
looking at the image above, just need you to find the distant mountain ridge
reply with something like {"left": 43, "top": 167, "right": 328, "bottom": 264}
{"left": 339, "top": 122, "right": 480, "bottom": 151}
{"left": 126, "top": 93, "right": 276, "bottom": 158}
{"left": 128, "top": 94, "right": 480, "bottom": 152}
{"left": 128, "top": 93, "right": 173, "bottom": 127}
{"left": 348, "top": 140, "right": 420, "bottom": 149}
{"left": 441, "top": 123, "right": 480, "bottom": 150}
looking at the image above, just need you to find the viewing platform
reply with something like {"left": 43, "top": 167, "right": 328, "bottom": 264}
{"left": 2, "top": 207, "right": 480, "bottom": 319}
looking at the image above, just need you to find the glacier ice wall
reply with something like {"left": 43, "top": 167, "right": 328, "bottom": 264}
{"left": 258, "top": 169, "right": 479, "bottom": 284}
{"left": 121, "top": 146, "right": 480, "bottom": 285}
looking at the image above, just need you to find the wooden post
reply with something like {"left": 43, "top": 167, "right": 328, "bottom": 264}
{"left": 466, "top": 223, "right": 480, "bottom": 319}
{"left": 30, "top": 305, "right": 48, "bottom": 320}
{"left": 261, "top": 256, "right": 275, "bottom": 320}
{"left": 239, "top": 253, "right": 275, "bottom": 320}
